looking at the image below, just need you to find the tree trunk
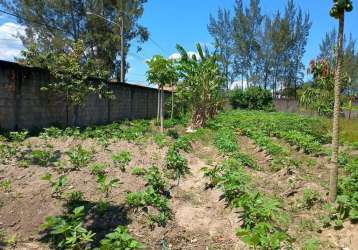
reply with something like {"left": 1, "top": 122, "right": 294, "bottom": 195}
{"left": 160, "top": 86, "right": 164, "bottom": 133}
{"left": 329, "top": 13, "right": 345, "bottom": 203}
{"left": 171, "top": 85, "right": 174, "bottom": 119}
{"left": 157, "top": 87, "right": 160, "bottom": 123}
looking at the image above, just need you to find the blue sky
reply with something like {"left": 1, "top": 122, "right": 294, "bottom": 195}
{"left": 1, "top": 0, "right": 358, "bottom": 85}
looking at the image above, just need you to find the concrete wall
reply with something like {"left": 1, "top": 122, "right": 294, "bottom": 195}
{"left": 0, "top": 60, "right": 166, "bottom": 130}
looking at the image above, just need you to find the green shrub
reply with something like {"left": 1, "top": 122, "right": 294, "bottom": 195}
{"left": 31, "top": 147, "right": 57, "bottom": 167}
{"left": 41, "top": 173, "right": 68, "bottom": 198}
{"left": 96, "top": 174, "right": 120, "bottom": 198}
{"left": 89, "top": 163, "right": 107, "bottom": 176}
{"left": 153, "top": 134, "right": 167, "bottom": 148}
{"left": 66, "top": 145, "right": 93, "bottom": 169}
{"left": 112, "top": 151, "right": 132, "bottom": 171}
{"left": 131, "top": 166, "right": 147, "bottom": 176}
{"left": 229, "top": 87, "right": 273, "bottom": 111}
{"left": 41, "top": 206, "right": 95, "bottom": 250}
{"left": 97, "top": 226, "right": 144, "bottom": 250}
{"left": 165, "top": 147, "right": 189, "bottom": 182}
{"left": 166, "top": 129, "right": 179, "bottom": 139}
{"left": 300, "top": 188, "right": 321, "bottom": 209}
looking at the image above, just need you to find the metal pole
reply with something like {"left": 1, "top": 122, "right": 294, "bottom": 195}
{"left": 120, "top": 16, "right": 125, "bottom": 83}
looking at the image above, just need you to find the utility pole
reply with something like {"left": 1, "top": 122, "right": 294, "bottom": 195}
{"left": 120, "top": 15, "right": 125, "bottom": 83}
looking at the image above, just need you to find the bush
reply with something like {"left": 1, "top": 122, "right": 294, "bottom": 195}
{"left": 229, "top": 87, "right": 273, "bottom": 111}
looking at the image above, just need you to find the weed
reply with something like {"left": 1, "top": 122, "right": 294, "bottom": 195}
{"left": 66, "top": 145, "right": 93, "bottom": 170}
{"left": 40, "top": 127, "right": 63, "bottom": 139}
{"left": 41, "top": 206, "right": 95, "bottom": 249}
{"left": 112, "top": 151, "right": 132, "bottom": 172}
{"left": 30, "top": 147, "right": 57, "bottom": 167}
{"left": 145, "top": 166, "right": 166, "bottom": 193}
{"left": 131, "top": 166, "right": 147, "bottom": 176}
{"left": 66, "top": 191, "right": 85, "bottom": 210}
{"left": 9, "top": 130, "right": 28, "bottom": 143}
{"left": 300, "top": 188, "right": 321, "bottom": 209}
{"left": 303, "top": 238, "right": 320, "bottom": 250}
{"left": 89, "top": 163, "right": 107, "bottom": 176}
{"left": 166, "top": 129, "right": 179, "bottom": 139}
{"left": 95, "top": 200, "right": 110, "bottom": 215}
{"left": 0, "top": 179, "right": 11, "bottom": 192}
{"left": 41, "top": 173, "right": 68, "bottom": 198}
{"left": 97, "top": 226, "right": 144, "bottom": 250}
{"left": 165, "top": 147, "right": 189, "bottom": 183}
{"left": 173, "top": 136, "right": 192, "bottom": 152}
{"left": 154, "top": 133, "right": 167, "bottom": 148}
{"left": 96, "top": 174, "right": 120, "bottom": 198}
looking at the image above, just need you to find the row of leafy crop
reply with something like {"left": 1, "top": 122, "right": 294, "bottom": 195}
{"left": 322, "top": 155, "right": 358, "bottom": 229}
{"left": 203, "top": 128, "right": 289, "bottom": 249}
{"left": 211, "top": 110, "right": 328, "bottom": 156}
{"left": 38, "top": 132, "right": 192, "bottom": 249}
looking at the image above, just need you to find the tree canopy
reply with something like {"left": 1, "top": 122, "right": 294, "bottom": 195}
{"left": 0, "top": 0, "right": 149, "bottom": 80}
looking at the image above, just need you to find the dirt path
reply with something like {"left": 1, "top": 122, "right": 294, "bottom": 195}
{"left": 170, "top": 153, "right": 245, "bottom": 250}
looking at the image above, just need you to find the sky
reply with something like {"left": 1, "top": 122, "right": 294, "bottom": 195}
{"left": 0, "top": 0, "right": 358, "bottom": 86}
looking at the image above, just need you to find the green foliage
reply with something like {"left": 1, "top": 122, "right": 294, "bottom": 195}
{"left": 30, "top": 146, "right": 58, "bottom": 167}
{"left": 66, "top": 145, "right": 93, "bottom": 170}
{"left": 112, "top": 151, "right": 132, "bottom": 172}
{"left": 0, "top": 179, "right": 11, "bottom": 192}
{"left": 89, "top": 163, "right": 107, "bottom": 176}
{"left": 96, "top": 174, "right": 120, "bottom": 198}
{"left": 173, "top": 136, "right": 192, "bottom": 153}
{"left": 40, "top": 127, "right": 63, "bottom": 139}
{"left": 303, "top": 238, "right": 320, "bottom": 250}
{"left": 214, "top": 128, "right": 238, "bottom": 155}
{"left": 300, "top": 189, "right": 321, "bottom": 209}
{"left": 126, "top": 166, "right": 171, "bottom": 228}
{"left": 166, "top": 129, "right": 179, "bottom": 139}
{"left": 175, "top": 43, "right": 225, "bottom": 128}
{"left": 146, "top": 55, "right": 178, "bottom": 88}
{"left": 41, "top": 173, "right": 68, "bottom": 197}
{"left": 144, "top": 166, "right": 166, "bottom": 193}
{"left": 41, "top": 206, "right": 95, "bottom": 250}
{"left": 153, "top": 133, "right": 167, "bottom": 148}
{"left": 165, "top": 147, "right": 189, "bottom": 182}
{"left": 9, "top": 130, "right": 28, "bottom": 142}
{"left": 131, "top": 166, "right": 147, "bottom": 176}
{"left": 37, "top": 41, "right": 112, "bottom": 107}
{"left": 97, "top": 226, "right": 144, "bottom": 250}
{"left": 229, "top": 87, "right": 274, "bottom": 111}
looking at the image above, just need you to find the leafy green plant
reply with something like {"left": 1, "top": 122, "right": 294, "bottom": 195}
{"left": 30, "top": 147, "right": 57, "bottom": 167}
{"left": 300, "top": 188, "right": 321, "bottom": 209}
{"left": 303, "top": 238, "right": 320, "bottom": 250}
{"left": 96, "top": 174, "right": 120, "bottom": 198}
{"left": 41, "top": 173, "right": 68, "bottom": 197}
{"left": 89, "top": 163, "right": 107, "bottom": 176}
{"left": 166, "top": 129, "right": 179, "bottom": 139}
{"left": 145, "top": 166, "right": 166, "bottom": 193}
{"left": 165, "top": 147, "right": 189, "bottom": 182}
{"left": 9, "top": 130, "right": 28, "bottom": 143}
{"left": 229, "top": 86, "right": 274, "bottom": 111}
{"left": 41, "top": 206, "right": 95, "bottom": 250}
{"left": 66, "top": 191, "right": 85, "bottom": 210}
{"left": 96, "top": 226, "right": 144, "bottom": 250}
{"left": 40, "top": 127, "right": 63, "bottom": 139}
{"left": 66, "top": 145, "right": 93, "bottom": 170}
{"left": 0, "top": 179, "right": 11, "bottom": 192}
{"left": 131, "top": 166, "right": 147, "bottom": 176}
{"left": 173, "top": 136, "right": 192, "bottom": 152}
{"left": 154, "top": 133, "right": 167, "bottom": 148}
{"left": 112, "top": 151, "right": 132, "bottom": 171}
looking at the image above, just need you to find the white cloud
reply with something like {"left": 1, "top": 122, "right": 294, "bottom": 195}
{"left": 0, "top": 22, "right": 26, "bottom": 61}
{"left": 169, "top": 51, "right": 201, "bottom": 61}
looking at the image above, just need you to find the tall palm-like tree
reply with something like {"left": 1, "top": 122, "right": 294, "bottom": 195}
{"left": 329, "top": 0, "right": 353, "bottom": 202}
